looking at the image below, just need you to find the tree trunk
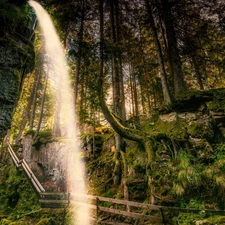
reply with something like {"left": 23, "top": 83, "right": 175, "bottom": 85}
{"left": 34, "top": 74, "right": 48, "bottom": 139}
{"left": 16, "top": 72, "right": 37, "bottom": 144}
{"left": 98, "top": 3, "right": 157, "bottom": 205}
{"left": 52, "top": 95, "right": 61, "bottom": 136}
{"left": 128, "top": 62, "right": 135, "bottom": 116}
{"left": 160, "top": 0, "right": 186, "bottom": 95}
{"left": 191, "top": 55, "right": 204, "bottom": 90}
{"left": 115, "top": 0, "right": 126, "bottom": 121}
{"left": 139, "top": 72, "right": 147, "bottom": 115}
{"left": 132, "top": 65, "right": 139, "bottom": 116}
{"left": 144, "top": 139, "right": 156, "bottom": 204}
{"left": 138, "top": 24, "right": 152, "bottom": 114}
{"left": 121, "top": 151, "right": 130, "bottom": 211}
{"left": 29, "top": 69, "right": 42, "bottom": 130}
{"left": 79, "top": 80, "right": 85, "bottom": 122}
{"left": 129, "top": 62, "right": 139, "bottom": 116}
{"left": 109, "top": 0, "right": 127, "bottom": 187}
{"left": 74, "top": 0, "right": 85, "bottom": 106}
{"left": 145, "top": 0, "right": 172, "bottom": 105}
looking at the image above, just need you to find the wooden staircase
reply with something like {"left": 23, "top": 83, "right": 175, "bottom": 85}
{"left": 39, "top": 192, "right": 70, "bottom": 208}
{"left": 7, "top": 142, "right": 70, "bottom": 209}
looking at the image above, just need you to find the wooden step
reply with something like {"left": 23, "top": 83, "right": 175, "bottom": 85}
{"left": 39, "top": 199, "right": 69, "bottom": 208}
{"left": 40, "top": 192, "right": 69, "bottom": 200}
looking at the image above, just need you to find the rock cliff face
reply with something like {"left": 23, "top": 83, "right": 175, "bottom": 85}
{"left": 22, "top": 135, "right": 67, "bottom": 192}
{"left": 0, "top": 1, "right": 35, "bottom": 139}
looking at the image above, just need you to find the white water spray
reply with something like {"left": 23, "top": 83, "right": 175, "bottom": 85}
{"left": 28, "top": 1, "right": 90, "bottom": 224}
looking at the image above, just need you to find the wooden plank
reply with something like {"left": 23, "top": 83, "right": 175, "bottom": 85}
{"left": 98, "top": 206, "right": 162, "bottom": 223}
{"left": 39, "top": 199, "right": 69, "bottom": 204}
{"left": 21, "top": 163, "right": 44, "bottom": 193}
{"left": 70, "top": 201, "right": 97, "bottom": 210}
{"left": 7, "top": 143, "right": 45, "bottom": 193}
{"left": 40, "top": 192, "right": 69, "bottom": 200}
{"left": 97, "top": 196, "right": 160, "bottom": 210}
{"left": 70, "top": 194, "right": 225, "bottom": 215}
{"left": 40, "top": 192, "right": 68, "bottom": 196}
{"left": 7, "top": 146, "right": 20, "bottom": 167}
{"left": 98, "top": 221, "right": 131, "bottom": 225}
{"left": 40, "top": 204, "right": 67, "bottom": 209}
{"left": 22, "top": 159, "right": 45, "bottom": 192}
{"left": 39, "top": 199, "right": 69, "bottom": 209}
{"left": 71, "top": 194, "right": 160, "bottom": 210}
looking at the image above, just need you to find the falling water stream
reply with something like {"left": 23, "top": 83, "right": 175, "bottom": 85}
{"left": 28, "top": 1, "right": 90, "bottom": 224}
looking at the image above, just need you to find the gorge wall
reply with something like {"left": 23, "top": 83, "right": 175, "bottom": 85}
{"left": 0, "top": 0, "right": 35, "bottom": 140}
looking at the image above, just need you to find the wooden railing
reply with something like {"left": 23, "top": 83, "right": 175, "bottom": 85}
{"left": 7, "top": 142, "right": 45, "bottom": 193}
{"left": 69, "top": 193, "right": 225, "bottom": 224}
{"left": 70, "top": 193, "right": 163, "bottom": 224}
{"left": 7, "top": 143, "right": 70, "bottom": 208}
{"left": 7, "top": 143, "right": 225, "bottom": 224}
{"left": 7, "top": 143, "right": 21, "bottom": 168}
{"left": 39, "top": 192, "right": 70, "bottom": 208}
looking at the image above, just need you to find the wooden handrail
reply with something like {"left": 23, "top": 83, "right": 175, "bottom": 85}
{"left": 70, "top": 193, "right": 225, "bottom": 219}
{"left": 22, "top": 159, "right": 45, "bottom": 192}
{"left": 8, "top": 144, "right": 20, "bottom": 167}
{"left": 98, "top": 206, "right": 162, "bottom": 222}
{"left": 7, "top": 142, "right": 45, "bottom": 193}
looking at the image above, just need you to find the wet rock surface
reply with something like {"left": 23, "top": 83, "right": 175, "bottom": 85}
{"left": 22, "top": 135, "right": 67, "bottom": 192}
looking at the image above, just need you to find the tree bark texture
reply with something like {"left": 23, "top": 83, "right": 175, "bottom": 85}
{"left": 74, "top": 0, "right": 85, "bottom": 106}
{"left": 160, "top": 0, "right": 186, "bottom": 95}
{"left": 145, "top": 0, "right": 172, "bottom": 105}
{"left": 34, "top": 74, "right": 48, "bottom": 139}
{"left": 29, "top": 69, "right": 42, "bottom": 130}
{"left": 16, "top": 72, "right": 37, "bottom": 144}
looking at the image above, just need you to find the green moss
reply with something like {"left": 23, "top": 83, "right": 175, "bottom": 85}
{"left": 187, "top": 122, "right": 202, "bottom": 137}
{"left": 0, "top": 154, "right": 40, "bottom": 216}
{"left": 0, "top": 218, "right": 11, "bottom": 225}
{"left": 152, "top": 117, "right": 187, "bottom": 141}
{"left": 32, "top": 129, "right": 59, "bottom": 148}
{"left": 24, "top": 129, "right": 36, "bottom": 136}
{"left": 36, "top": 218, "right": 52, "bottom": 225}
{"left": 208, "top": 99, "right": 225, "bottom": 112}
{"left": 0, "top": 209, "right": 69, "bottom": 225}
{"left": 174, "top": 213, "right": 225, "bottom": 225}
{"left": 142, "top": 113, "right": 159, "bottom": 131}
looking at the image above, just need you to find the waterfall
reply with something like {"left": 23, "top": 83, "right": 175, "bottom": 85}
{"left": 28, "top": 1, "right": 90, "bottom": 224}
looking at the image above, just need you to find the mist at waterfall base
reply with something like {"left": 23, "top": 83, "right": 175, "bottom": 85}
{"left": 28, "top": 1, "right": 90, "bottom": 224}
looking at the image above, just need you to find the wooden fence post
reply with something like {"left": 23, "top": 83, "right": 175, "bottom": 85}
{"left": 96, "top": 197, "right": 99, "bottom": 222}
{"left": 160, "top": 208, "right": 166, "bottom": 225}
{"left": 68, "top": 193, "right": 70, "bottom": 205}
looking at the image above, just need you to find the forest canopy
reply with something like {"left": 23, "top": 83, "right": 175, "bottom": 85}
{"left": 13, "top": 0, "right": 225, "bottom": 132}
{"left": 42, "top": 0, "right": 225, "bottom": 115}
